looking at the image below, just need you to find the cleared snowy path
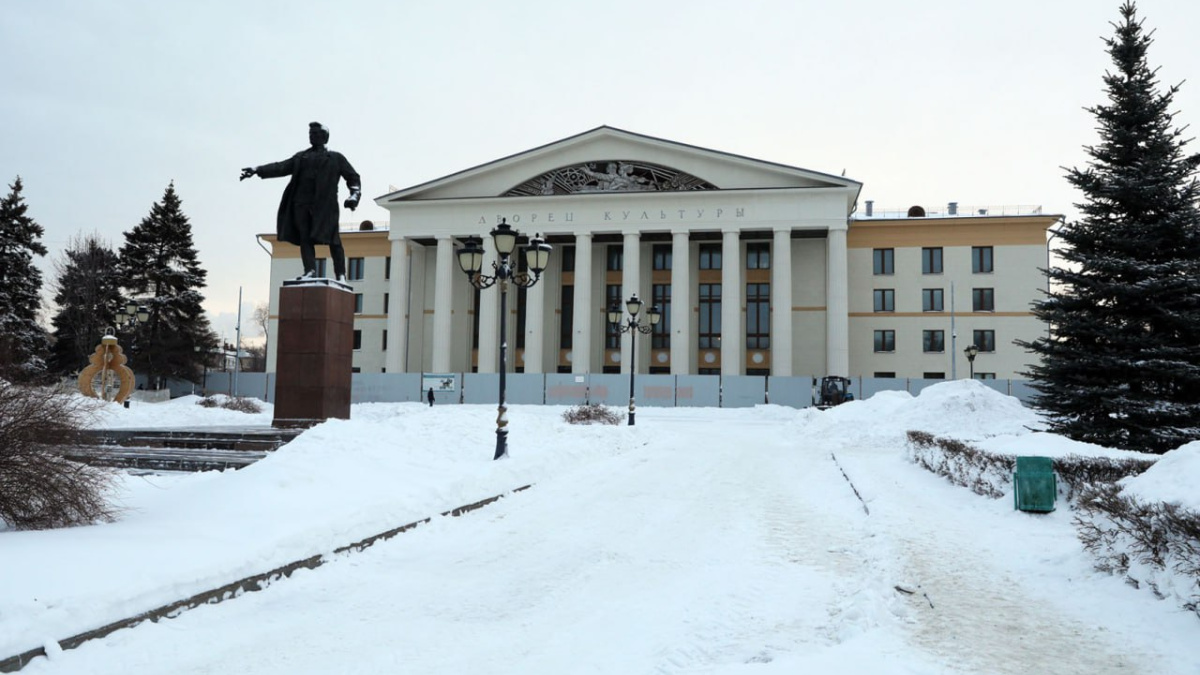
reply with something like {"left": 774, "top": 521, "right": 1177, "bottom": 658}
{"left": 23, "top": 407, "right": 1199, "bottom": 674}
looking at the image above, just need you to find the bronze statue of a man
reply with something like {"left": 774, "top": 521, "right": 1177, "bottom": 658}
{"left": 241, "top": 122, "right": 361, "bottom": 281}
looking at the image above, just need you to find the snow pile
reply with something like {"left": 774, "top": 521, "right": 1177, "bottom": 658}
{"left": 88, "top": 394, "right": 274, "bottom": 428}
{"left": 1120, "top": 440, "right": 1200, "bottom": 510}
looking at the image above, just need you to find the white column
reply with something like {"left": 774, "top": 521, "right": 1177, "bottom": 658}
{"left": 670, "top": 230, "right": 691, "bottom": 375}
{"left": 523, "top": 274, "right": 546, "bottom": 373}
{"left": 571, "top": 233, "right": 593, "bottom": 374}
{"left": 385, "top": 237, "right": 410, "bottom": 373}
{"left": 771, "top": 228, "right": 793, "bottom": 376}
{"left": 431, "top": 235, "right": 455, "bottom": 373}
{"left": 721, "top": 229, "right": 743, "bottom": 375}
{"left": 826, "top": 222, "right": 850, "bottom": 377}
{"left": 621, "top": 232, "right": 642, "bottom": 374}
{"left": 477, "top": 274, "right": 499, "bottom": 374}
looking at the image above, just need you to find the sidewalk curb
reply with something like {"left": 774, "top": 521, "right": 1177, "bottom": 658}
{"left": 0, "top": 484, "right": 532, "bottom": 673}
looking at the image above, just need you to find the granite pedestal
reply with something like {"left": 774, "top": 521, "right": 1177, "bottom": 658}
{"left": 273, "top": 279, "right": 354, "bottom": 428}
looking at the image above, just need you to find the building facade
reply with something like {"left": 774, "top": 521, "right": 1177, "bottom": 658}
{"left": 261, "top": 127, "right": 1058, "bottom": 380}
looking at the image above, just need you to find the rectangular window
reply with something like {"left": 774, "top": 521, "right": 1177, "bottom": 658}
{"left": 347, "top": 257, "right": 365, "bottom": 281}
{"left": 873, "top": 329, "right": 895, "bottom": 352}
{"left": 698, "top": 283, "right": 722, "bottom": 349}
{"left": 606, "top": 245, "right": 623, "bottom": 272}
{"left": 351, "top": 366, "right": 361, "bottom": 374}
{"left": 972, "top": 246, "right": 994, "bottom": 273}
{"left": 605, "top": 284, "right": 622, "bottom": 349}
{"left": 382, "top": 330, "right": 388, "bottom": 351}
{"left": 652, "top": 244, "right": 672, "bottom": 271}
{"left": 976, "top": 372, "right": 997, "bottom": 380}
{"left": 385, "top": 256, "right": 391, "bottom": 280}
{"left": 559, "top": 285, "right": 573, "bottom": 349}
{"left": 922, "top": 288, "right": 944, "bottom": 312}
{"left": 561, "top": 246, "right": 576, "bottom": 273}
{"left": 699, "top": 243, "right": 722, "bottom": 270}
{"left": 315, "top": 258, "right": 327, "bottom": 278}
{"left": 923, "top": 372, "right": 945, "bottom": 379}
{"left": 921, "top": 247, "right": 943, "bottom": 274}
{"left": 972, "top": 288, "right": 995, "bottom": 312}
{"left": 873, "top": 289, "right": 895, "bottom": 312}
{"left": 651, "top": 283, "right": 671, "bottom": 349}
{"left": 516, "top": 286, "right": 527, "bottom": 350}
{"left": 471, "top": 288, "right": 480, "bottom": 350}
{"left": 923, "top": 329, "right": 945, "bottom": 352}
{"left": 746, "top": 242, "right": 770, "bottom": 270}
{"left": 354, "top": 293, "right": 363, "bottom": 314}
{"left": 873, "top": 248, "right": 894, "bottom": 275}
{"left": 973, "top": 329, "right": 996, "bottom": 352}
{"left": 384, "top": 293, "right": 389, "bottom": 314}
{"left": 874, "top": 371, "right": 897, "bottom": 378}
{"left": 746, "top": 283, "right": 770, "bottom": 349}
{"left": 352, "top": 329, "right": 362, "bottom": 350}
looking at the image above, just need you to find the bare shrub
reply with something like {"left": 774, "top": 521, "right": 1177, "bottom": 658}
{"left": 0, "top": 381, "right": 118, "bottom": 530}
{"left": 562, "top": 403, "right": 622, "bottom": 426}
{"left": 1075, "top": 483, "right": 1200, "bottom": 616}
{"left": 222, "top": 396, "right": 263, "bottom": 414}
{"left": 197, "top": 395, "right": 263, "bottom": 414}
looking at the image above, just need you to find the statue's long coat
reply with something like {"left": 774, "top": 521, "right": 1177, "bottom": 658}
{"left": 256, "top": 147, "right": 360, "bottom": 246}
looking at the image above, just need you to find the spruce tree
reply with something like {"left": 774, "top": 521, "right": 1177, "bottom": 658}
{"left": 118, "top": 182, "right": 217, "bottom": 388}
{"left": 1020, "top": 2, "right": 1200, "bottom": 453}
{"left": 48, "top": 234, "right": 124, "bottom": 376}
{"left": 0, "top": 177, "right": 50, "bottom": 381}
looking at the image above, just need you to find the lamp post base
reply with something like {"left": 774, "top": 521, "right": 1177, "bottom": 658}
{"left": 494, "top": 428, "right": 509, "bottom": 460}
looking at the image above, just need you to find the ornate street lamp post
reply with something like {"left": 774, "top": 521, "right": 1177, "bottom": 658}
{"left": 457, "top": 219, "right": 552, "bottom": 460}
{"left": 607, "top": 294, "right": 661, "bottom": 426}
{"left": 964, "top": 344, "right": 979, "bottom": 380}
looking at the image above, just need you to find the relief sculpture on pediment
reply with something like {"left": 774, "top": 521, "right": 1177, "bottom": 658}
{"left": 505, "top": 160, "right": 717, "bottom": 197}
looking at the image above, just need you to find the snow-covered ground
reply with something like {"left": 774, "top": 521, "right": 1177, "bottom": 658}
{"left": 3, "top": 381, "right": 1198, "bottom": 673}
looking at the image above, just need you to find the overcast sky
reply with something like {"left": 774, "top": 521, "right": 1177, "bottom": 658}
{"left": 4, "top": 0, "right": 1199, "bottom": 346}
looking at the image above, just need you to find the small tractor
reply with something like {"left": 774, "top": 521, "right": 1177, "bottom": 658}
{"left": 815, "top": 376, "right": 855, "bottom": 410}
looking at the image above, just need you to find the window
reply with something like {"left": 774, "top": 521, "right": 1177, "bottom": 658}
{"left": 559, "top": 285, "right": 573, "bottom": 349}
{"left": 873, "top": 248, "right": 894, "bottom": 275}
{"left": 605, "top": 284, "right": 622, "bottom": 349}
{"left": 314, "top": 258, "right": 327, "bottom": 277}
{"left": 923, "top": 330, "right": 945, "bottom": 353}
{"left": 347, "top": 257, "right": 365, "bottom": 281}
{"left": 384, "top": 293, "right": 389, "bottom": 314}
{"left": 923, "top": 372, "right": 945, "bottom": 379}
{"left": 922, "top": 288, "right": 944, "bottom": 312}
{"left": 746, "top": 283, "right": 770, "bottom": 349}
{"left": 699, "top": 243, "right": 722, "bottom": 270}
{"left": 471, "top": 288, "right": 480, "bottom": 349}
{"left": 873, "top": 289, "right": 895, "bottom": 312}
{"left": 652, "top": 284, "right": 671, "bottom": 349}
{"left": 746, "top": 242, "right": 770, "bottom": 270}
{"left": 652, "top": 244, "right": 671, "bottom": 271}
{"left": 972, "top": 246, "right": 994, "bottom": 273}
{"left": 921, "top": 247, "right": 943, "bottom": 274}
{"left": 975, "top": 372, "right": 997, "bottom": 380}
{"left": 698, "top": 283, "right": 721, "bottom": 349}
{"left": 606, "top": 245, "right": 623, "bottom": 272}
{"left": 352, "top": 330, "right": 362, "bottom": 350}
{"left": 354, "top": 293, "right": 363, "bottom": 314}
{"left": 516, "top": 285, "right": 527, "bottom": 350}
{"left": 874, "top": 371, "right": 897, "bottom": 378}
{"left": 874, "top": 330, "right": 895, "bottom": 352}
{"left": 351, "top": 366, "right": 361, "bottom": 374}
{"left": 385, "top": 256, "right": 391, "bottom": 280}
{"left": 561, "top": 246, "right": 576, "bottom": 273}
{"left": 972, "top": 288, "right": 995, "bottom": 312}
{"left": 382, "top": 330, "right": 388, "bottom": 350}
{"left": 973, "top": 329, "right": 996, "bottom": 352}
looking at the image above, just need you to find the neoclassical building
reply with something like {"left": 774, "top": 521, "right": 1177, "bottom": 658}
{"left": 261, "top": 126, "right": 1058, "bottom": 381}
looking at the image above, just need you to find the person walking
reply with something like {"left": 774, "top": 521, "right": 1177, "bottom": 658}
{"left": 427, "top": 387, "right": 435, "bottom": 407}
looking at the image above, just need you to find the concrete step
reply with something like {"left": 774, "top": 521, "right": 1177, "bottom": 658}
{"left": 61, "top": 445, "right": 266, "bottom": 472}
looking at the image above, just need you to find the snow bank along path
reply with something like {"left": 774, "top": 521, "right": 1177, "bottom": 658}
{"left": 22, "top": 395, "right": 1198, "bottom": 674}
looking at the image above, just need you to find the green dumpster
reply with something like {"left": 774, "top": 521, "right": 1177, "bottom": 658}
{"left": 1013, "top": 456, "right": 1056, "bottom": 513}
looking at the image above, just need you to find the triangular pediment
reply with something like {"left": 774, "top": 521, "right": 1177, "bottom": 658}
{"left": 377, "top": 126, "right": 860, "bottom": 203}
